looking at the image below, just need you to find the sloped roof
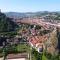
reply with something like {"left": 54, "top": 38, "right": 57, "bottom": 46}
{"left": 29, "top": 35, "right": 48, "bottom": 46}
{"left": 6, "top": 53, "right": 28, "bottom": 59}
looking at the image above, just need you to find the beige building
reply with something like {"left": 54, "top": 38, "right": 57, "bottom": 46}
{"left": 0, "top": 57, "right": 4, "bottom": 60}
{"left": 6, "top": 53, "right": 29, "bottom": 60}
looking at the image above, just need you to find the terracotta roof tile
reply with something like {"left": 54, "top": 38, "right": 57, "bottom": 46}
{"left": 29, "top": 35, "right": 48, "bottom": 46}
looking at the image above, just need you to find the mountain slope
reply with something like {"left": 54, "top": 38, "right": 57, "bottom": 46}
{"left": 0, "top": 12, "right": 18, "bottom": 32}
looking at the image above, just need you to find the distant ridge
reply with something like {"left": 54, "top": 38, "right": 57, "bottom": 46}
{"left": 5, "top": 11, "right": 60, "bottom": 19}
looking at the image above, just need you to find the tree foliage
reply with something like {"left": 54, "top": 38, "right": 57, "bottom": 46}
{"left": 0, "top": 12, "right": 18, "bottom": 32}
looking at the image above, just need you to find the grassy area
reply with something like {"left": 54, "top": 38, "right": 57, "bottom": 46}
{"left": 16, "top": 43, "right": 31, "bottom": 60}
{"left": 42, "top": 51, "right": 47, "bottom": 60}
{"left": 42, "top": 54, "right": 47, "bottom": 60}
{"left": 16, "top": 43, "right": 37, "bottom": 60}
{"left": 31, "top": 55, "right": 36, "bottom": 60}
{"left": 0, "top": 43, "right": 48, "bottom": 60}
{"left": 16, "top": 43, "right": 30, "bottom": 53}
{"left": 59, "top": 55, "right": 60, "bottom": 60}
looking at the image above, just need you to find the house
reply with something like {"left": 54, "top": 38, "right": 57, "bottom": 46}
{"left": 6, "top": 53, "right": 29, "bottom": 60}
{"left": 30, "top": 28, "right": 36, "bottom": 35}
{"left": 28, "top": 35, "right": 48, "bottom": 53}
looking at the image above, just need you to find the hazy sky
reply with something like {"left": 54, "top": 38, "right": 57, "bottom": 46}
{"left": 0, "top": 0, "right": 60, "bottom": 12}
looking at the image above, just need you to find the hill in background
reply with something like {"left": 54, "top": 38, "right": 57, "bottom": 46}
{"left": 5, "top": 11, "right": 60, "bottom": 20}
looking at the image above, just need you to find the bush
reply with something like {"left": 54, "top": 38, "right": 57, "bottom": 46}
{"left": 31, "top": 48, "right": 42, "bottom": 60}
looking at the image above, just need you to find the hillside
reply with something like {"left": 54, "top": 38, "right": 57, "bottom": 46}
{"left": 5, "top": 11, "right": 60, "bottom": 20}
{"left": 0, "top": 12, "right": 18, "bottom": 32}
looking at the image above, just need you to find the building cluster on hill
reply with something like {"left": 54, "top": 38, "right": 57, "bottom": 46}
{"left": 0, "top": 11, "right": 59, "bottom": 60}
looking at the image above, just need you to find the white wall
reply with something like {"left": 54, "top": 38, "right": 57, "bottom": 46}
{"left": 7, "top": 58, "right": 26, "bottom": 60}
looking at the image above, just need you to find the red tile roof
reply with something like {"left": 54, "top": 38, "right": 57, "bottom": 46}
{"left": 29, "top": 35, "right": 48, "bottom": 46}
